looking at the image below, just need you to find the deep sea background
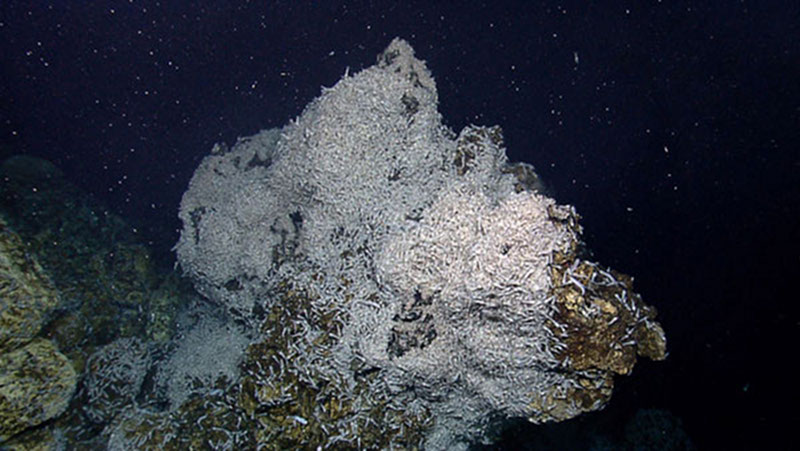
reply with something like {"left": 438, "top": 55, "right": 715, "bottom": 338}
{"left": 2, "top": 1, "right": 798, "bottom": 449}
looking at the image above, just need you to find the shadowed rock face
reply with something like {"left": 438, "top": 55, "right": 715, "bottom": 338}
{"left": 0, "top": 215, "right": 61, "bottom": 355}
{"left": 0, "top": 156, "right": 186, "bottom": 448}
{"left": 0, "top": 217, "right": 77, "bottom": 442}
{"left": 0, "top": 339, "right": 77, "bottom": 442}
{"left": 175, "top": 38, "right": 666, "bottom": 450}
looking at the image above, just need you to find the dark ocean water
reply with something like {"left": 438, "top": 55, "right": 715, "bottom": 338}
{"left": 2, "top": 1, "right": 798, "bottom": 449}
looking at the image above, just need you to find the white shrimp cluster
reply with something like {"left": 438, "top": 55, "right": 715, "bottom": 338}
{"left": 176, "top": 38, "right": 586, "bottom": 449}
{"left": 374, "top": 183, "right": 581, "bottom": 447}
{"left": 82, "top": 337, "right": 150, "bottom": 425}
